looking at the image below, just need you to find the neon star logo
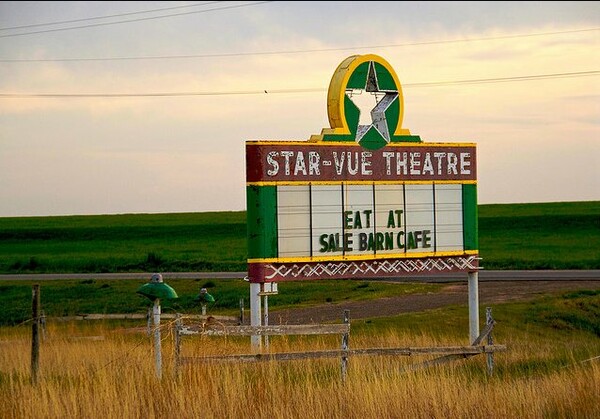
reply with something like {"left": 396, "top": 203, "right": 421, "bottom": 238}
{"left": 311, "top": 54, "right": 418, "bottom": 149}
{"left": 346, "top": 60, "right": 400, "bottom": 149}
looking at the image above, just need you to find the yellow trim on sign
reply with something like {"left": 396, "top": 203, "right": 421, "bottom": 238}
{"left": 386, "top": 142, "right": 476, "bottom": 148}
{"left": 246, "top": 140, "right": 476, "bottom": 147}
{"left": 248, "top": 250, "right": 479, "bottom": 264}
{"left": 247, "top": 180, "right": 477, "bottom": 186}
{"left": 327, "top": 55, "right": 358, "bottom": 136}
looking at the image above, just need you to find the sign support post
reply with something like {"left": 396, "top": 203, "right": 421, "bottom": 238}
{"left": 250, "top": 282, "right": 262, "bottom": 350}
{"left": 468, "top": 271, "right": 480, "bottom": 343}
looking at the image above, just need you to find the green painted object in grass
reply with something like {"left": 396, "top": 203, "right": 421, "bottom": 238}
{"left": 136, "top": 273, "right": 178, "bottom": 301}
{"left": 195, "top": 287, "right": 215, "bottom": 303}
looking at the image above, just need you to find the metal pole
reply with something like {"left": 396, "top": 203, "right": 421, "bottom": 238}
{"left": 249, "top": 282, "right": 262, "bottom": 350}
{"left": 153, "top": 299, "right": 162, "bottom": 379}
{"left": 468, "top": 271, "right": 480, "bottom": 344}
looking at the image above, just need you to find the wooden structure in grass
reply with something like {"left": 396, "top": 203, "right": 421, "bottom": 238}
{"left": 173, "top": 309, "right": 505, "bottom": 380}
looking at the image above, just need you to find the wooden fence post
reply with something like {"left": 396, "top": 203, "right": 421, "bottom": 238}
{"left": 239, "top": 297, "right": 244, "bottom": 325}
{"left": 31, "top": 284, "right": 40, "bottom": 384}
{"left": 486, "top": 307, "right": 494, "bottom": 376}
{"left": 341, "top": 310, "right": 350, "bottom": 382}
{"left": 40, "top": 310, "right": 46, "bottom": 341}
{"left": 174, "top": 313, "right": 182, "bottom": 376}
{"left": 263, "top": 294, "right": 269, "bottom": 350}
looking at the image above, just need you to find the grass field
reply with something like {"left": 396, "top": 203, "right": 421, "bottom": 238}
{"left": 0, "top": 201, "right": 598, "bottom": 274}
{"left": 0, "top": 211, "right": 247, "bottom": 274}
{"left": 478, "top": 201, "right": 600, "bottom": 270}
{"left": 0, "top": 290, "right": 598, "bottom": 419}
{"left": 0, "top": 201, "right": 598, "bottom": 417}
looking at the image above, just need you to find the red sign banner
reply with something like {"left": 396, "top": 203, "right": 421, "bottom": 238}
{"left": 246, "top": 142, "right": 476, "bottom": 183}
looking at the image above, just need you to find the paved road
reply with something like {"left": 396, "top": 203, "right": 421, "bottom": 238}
{"left": 0, "top": 270, "right": 599, "bottom": 281}
{"left": 272, "top": 278, "right": 600, "bottom": 324}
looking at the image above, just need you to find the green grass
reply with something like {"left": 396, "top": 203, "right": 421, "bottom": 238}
{"left": 478, "top": 201, "right": 600, "bottom": 269}
{"left": 523, "top": 289, "right": 600, "bottom": 336}
{"left": 0, "top": 212, "right": 247, "bottom": 273}
{"left": 0, "top": 201, "right": 598, "bottom": 274}
{"left": 353, "top": 288, "right": 600, "bottom": 340}
{"left": 0, "top": 278, "right": 442, "bottom": 326}
{"left": 2, "top": 277, "right": 598, "bottom": 377}
{"left": 351, "top": 289, "right": 600, "bottom": 376}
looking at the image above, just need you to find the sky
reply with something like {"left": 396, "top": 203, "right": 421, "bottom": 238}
{"left": 0, "top": 1, "right": 598, "bottom": 217}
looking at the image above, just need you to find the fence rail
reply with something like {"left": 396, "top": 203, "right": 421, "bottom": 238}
{"left": 47, "top": 313, "right": 239, "bottom": 322}
{"left": 179, "top": 344, "right": 506, "bottom": 364}
{"left": 178, "top": 323, "right": 350, "bottom": 336}
{"left": 173, "top": 309, "right": 505, "bottom": 380}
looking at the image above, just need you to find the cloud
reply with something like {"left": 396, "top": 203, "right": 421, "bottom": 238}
{"left": 0, "top": 1, "right": 598, "bottom": 216}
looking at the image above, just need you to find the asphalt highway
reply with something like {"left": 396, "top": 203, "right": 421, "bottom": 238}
{"left": 1, "top": 270, "right": 599, "bottom": 282}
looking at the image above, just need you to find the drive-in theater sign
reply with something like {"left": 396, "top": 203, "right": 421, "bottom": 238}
{"left": 246, "top": 54, "right": 481, "bottom": 343}
{"left": 247, "top": 54, "right": 478, "bottom": 282}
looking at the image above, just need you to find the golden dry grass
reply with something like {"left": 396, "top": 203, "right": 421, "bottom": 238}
{"left": 1, "top": 321, "right": 598, "bottom": 419}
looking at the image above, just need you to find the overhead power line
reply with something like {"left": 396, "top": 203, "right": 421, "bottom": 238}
{"left": 1, "top": 27, "right": 597, "bottom": 62}
{"left": 405, "top": 70, "right": 599, "bottom": 87}
{"left": 0, "top": 1, "right": 223, "bottom": 31}
{"left": 0, "top": 1, "right": 273, "bottom": 39}
{"left": 1, "top": 70, "right": 597, "bottom": 98}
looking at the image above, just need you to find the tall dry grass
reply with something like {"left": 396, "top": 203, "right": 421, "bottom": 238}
{"left": 0, "top": 321, "right": 598, "bottom": 419}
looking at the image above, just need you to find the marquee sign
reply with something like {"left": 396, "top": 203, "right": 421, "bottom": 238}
{"left": 246, "top": 54, "right": 478, "bottom": 283}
